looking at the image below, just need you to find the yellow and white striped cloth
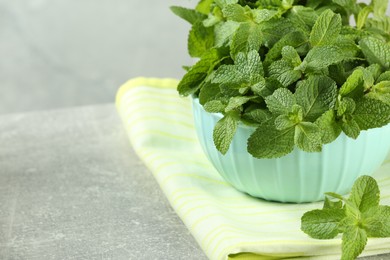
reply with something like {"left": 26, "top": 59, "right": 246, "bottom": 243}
{"left": 116, "top": 78, "right": 390, "bottom": 260}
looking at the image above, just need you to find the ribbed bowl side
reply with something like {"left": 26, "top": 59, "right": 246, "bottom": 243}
{"left": 192, "top": 98, "right": 390, "bottom": 203}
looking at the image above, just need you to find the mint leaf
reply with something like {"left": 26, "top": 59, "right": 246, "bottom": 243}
{"left": 341, "top": 220, "right": 368, "bottom": 260}
{"left": 357, "top": 6, "right": 373, "bottom": 30}
{"left": 339, "top": 68, "right": 364, "bottom": 97}
{"left": 340, "top": 117, "right": 360, "bottom": 139}
{"left": 302, "top": 176, "right": 390, "bottom": 260}
{"left": 294, "top": 122, "right": 322, "bottom": 152}
{"left": 225, "top": 96, "right": 255, "bottom": 112}
{"left": 215, "top": 0, "right": 238, "bottom": 8}
{"left": 211, "top": 50, "right": 264, "bottom": 88}
{"left": 347, "top": 175, "right": 380, "bottom": 214}
{"left": 188, "top": 21, "right": 215, "bottom": 58}
{"left": 265, "top": 88, "right": 295, "bottom": 115}
{"left": 301, "top": 45, "right": 348, "bottom": 73}
{"left": 204, "top": 100, "right": 226, "bottom": 113}
{"left": 214, "top": 20, "right": 240, "bottom": 47}
{"left": 264, "top": 30, "right": 308, "bottom": 66}
{"left": 301, "top": 209, "right": 345, "bottom": 239}
{"left": 295, "top": 75, "right": 338, "bottom": 121}
{"left": 315, "top": 110, "right": 342, "bottom": 144}
{"left": 310, "top": 9, "right": 342, "bottom": 47}
{"left": 268, "top": 60, "right": 302, "bottom": 87}
{"left": 359, "top": 37, "right": 390, "bottom": 69}
{"left": 247, "top": 121, "right": 295, "bottom": 158}
{"left": 195, "top": 0, "right": 213, "bottom": 15}
{"left": 199, "top": 83, "right": 221, "bottom": 105}
{"left": 353, "top": 97, "right": 390, "bottom": 130}
{"left": 287, "top": 6, "right": 318, "bottom": 33}
{"left": 242, "top": 109, "right": 270, "bottom": 124}
{"left": 371, "top": 0, "right": 388, "bottom": 17}
{"left": 213, "top": 113, "right": 238, "bottom": 154}
{"left": 170, "top": 6, "right": 206, "bottom": 24}
{"left": 178, "top": 49, "right": 223, "bottom": 96}
{"left": 281, "top": 46, "right": 302, "bottom": 67}
{"left": 231, "top": 22, "right": 263, "bottom": 57}
{"left": 363, "top": 206, "right": 390, "bottom": 237}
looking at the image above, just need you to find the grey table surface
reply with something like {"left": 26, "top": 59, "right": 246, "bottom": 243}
{"left": 0, "top": 104, "right": 388, "bottom": 260}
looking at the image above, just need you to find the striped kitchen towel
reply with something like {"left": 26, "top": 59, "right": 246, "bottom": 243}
{"left": 116, "top": 77, "right": 390, "bottom": 260}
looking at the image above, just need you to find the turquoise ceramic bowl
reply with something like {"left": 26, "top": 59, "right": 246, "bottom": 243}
{"left": 192, "top": 98, "right": 390, "bottom": 203}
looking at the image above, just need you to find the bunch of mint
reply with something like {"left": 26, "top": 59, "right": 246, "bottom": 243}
{"left": 172, "top": 0, "right": 390, "bottom": 159}
{"left": 301, "top": 175, "right": 390, "bottom": 259}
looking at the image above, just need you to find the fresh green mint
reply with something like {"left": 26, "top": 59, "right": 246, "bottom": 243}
{"left": 301, "top": 175, "right": 390, "bottom": 260}
{"left": 172, "top": 0, "right": 390, "bottom": 158}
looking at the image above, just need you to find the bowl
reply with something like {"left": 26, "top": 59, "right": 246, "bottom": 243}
{"left": 192, "top": 97, "right": 390, "bottom": 203}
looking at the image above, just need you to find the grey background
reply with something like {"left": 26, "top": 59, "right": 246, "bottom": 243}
{"left": 0, "top": 0, "right": 194, "bottom": 114}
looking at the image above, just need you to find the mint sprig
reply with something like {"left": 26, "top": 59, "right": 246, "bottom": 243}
{"left": 301, "top": 175, "right": 390, "bottom": 260}
{"left": 172, "top": 0, "right": 390, "bottom": 159}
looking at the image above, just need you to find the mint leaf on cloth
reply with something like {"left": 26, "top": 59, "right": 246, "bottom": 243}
{"left": 301, "top": 175, "right": 390, "bottom": 260}
{"left": 117, "top": 78, "right": 390, "bottom": 260}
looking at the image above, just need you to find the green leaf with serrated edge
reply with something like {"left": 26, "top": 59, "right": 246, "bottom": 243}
{"left": 242, "top": 109, "right": 271, "bottom": 124}
{"left": 323, "top": 196, "right": 343, "bottom": 209}
{"left": 196, "top": 0, "right": 214, "bottom": 15}
{"left": 265, "top": 88, "right": 295, "bottom": 115}
{"left": 357, "top": 6, "right": 373, "bottom": 30}
{"left": 178, "top": 49, "right": 222, "bottom": 96}
{"left": 353, "top": 97, "right": 390, "bottom": 130}
{"left": 363, "top": 206, "right": 390, "bottom": 237}
{"left": 335, "top": 35, "right": 360, "bottom": 58}
{"left": 286, "top": 6, "right": 318, "bottom": 33}
{"left": 347, "top": 175, "right": 380, "bottom": 214}
{"left": 372, "top": 0, "right": 388, "bottom": 17}
{"left": 340, "top": 117, "right": 360, "bottom": 139}
{"left": 230, "top": 22, "right": 263, "bottom": 58}
{"left": 247, "top": 120, "right": 295, "bottom": 158}
{"left": 251, "top": 9, "right": 278, "bottom": 23}
{"left": 281, "top": 46, "right": 302, "bottom": 67}
{"left": 366, "top": 17, "right": 390, "bottom": 35}
{"left": 213, "top": 113, "right": 238, "bottom": 154}
{"left": 214, "top": 20, "right": 240, "bottom": 47}
{"left": 295, "top": 75, "right": 338, "bottom": 122}
{"left": 204, "top": 100, "right": 226, "bottom": 113}
{"left": 211, "top": 50, "right": 263, "bottom": 88}
{"left": 275, "top": 105, "right": 303, "bottom": 130}
{"left": 225, "top": 96, "right": 255, "bottom": 112}
{"left": 301, "top": 45, "right": 348, "bottom": 73}
{"left": 215, "top": 0, "right": 238, "bottom": 8}
{"left": 268, "top": 60, "right": 302, "bottom": 87}
{"left": 275, "top": 114, "right": 297, "bottom": 130}
{"left": 264, "top": 30, "right": 308, "bottom": 66}
{"left": 222, "top": 4, "right": 249, "bottom": 22}
{"left": 365, "top": 64, "right": 382, "bottom": 83}
{"left": 377, "top": 71, "right": 390, "bottom": 82}
{"left": 170, "top": 6, "right": 206, "bottom": 24}
{"left": 199, "top": 83, "right": 221, "bottom": 105}
{"left": 339, "top": 69, "right": 364, "bottom": 97}
{"left": 301, "top": 209, "right": 345, "bottom": 239}
{"left": 315, "top": 110, "right": 342, "bottom": 144}
{"left": 340, "top": 220, "right": 368, "bottom": 260}
{"left": 332, "top": 0, "right": 355, "bottom": 8}
{"left": 360, "top": 37, "right": 390, "bottom": 69}
{"left": 261, "top": 18, "right": 298, "bottom": 48}
{"left": 338, "top": 97, "right": 356, "bottom": 116}
{"left": 294, "top": 122, "right": 322, "bottom": 152}
{"left": 310, "top": 9, "right": 342, "bottom": 47}
{"left": 188, "top": 21, "right": 215, "bottom": 58}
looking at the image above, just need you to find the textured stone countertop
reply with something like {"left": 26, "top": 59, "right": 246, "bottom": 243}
{"left": 0, "top": 104, "right": 388, "bottom": 260}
